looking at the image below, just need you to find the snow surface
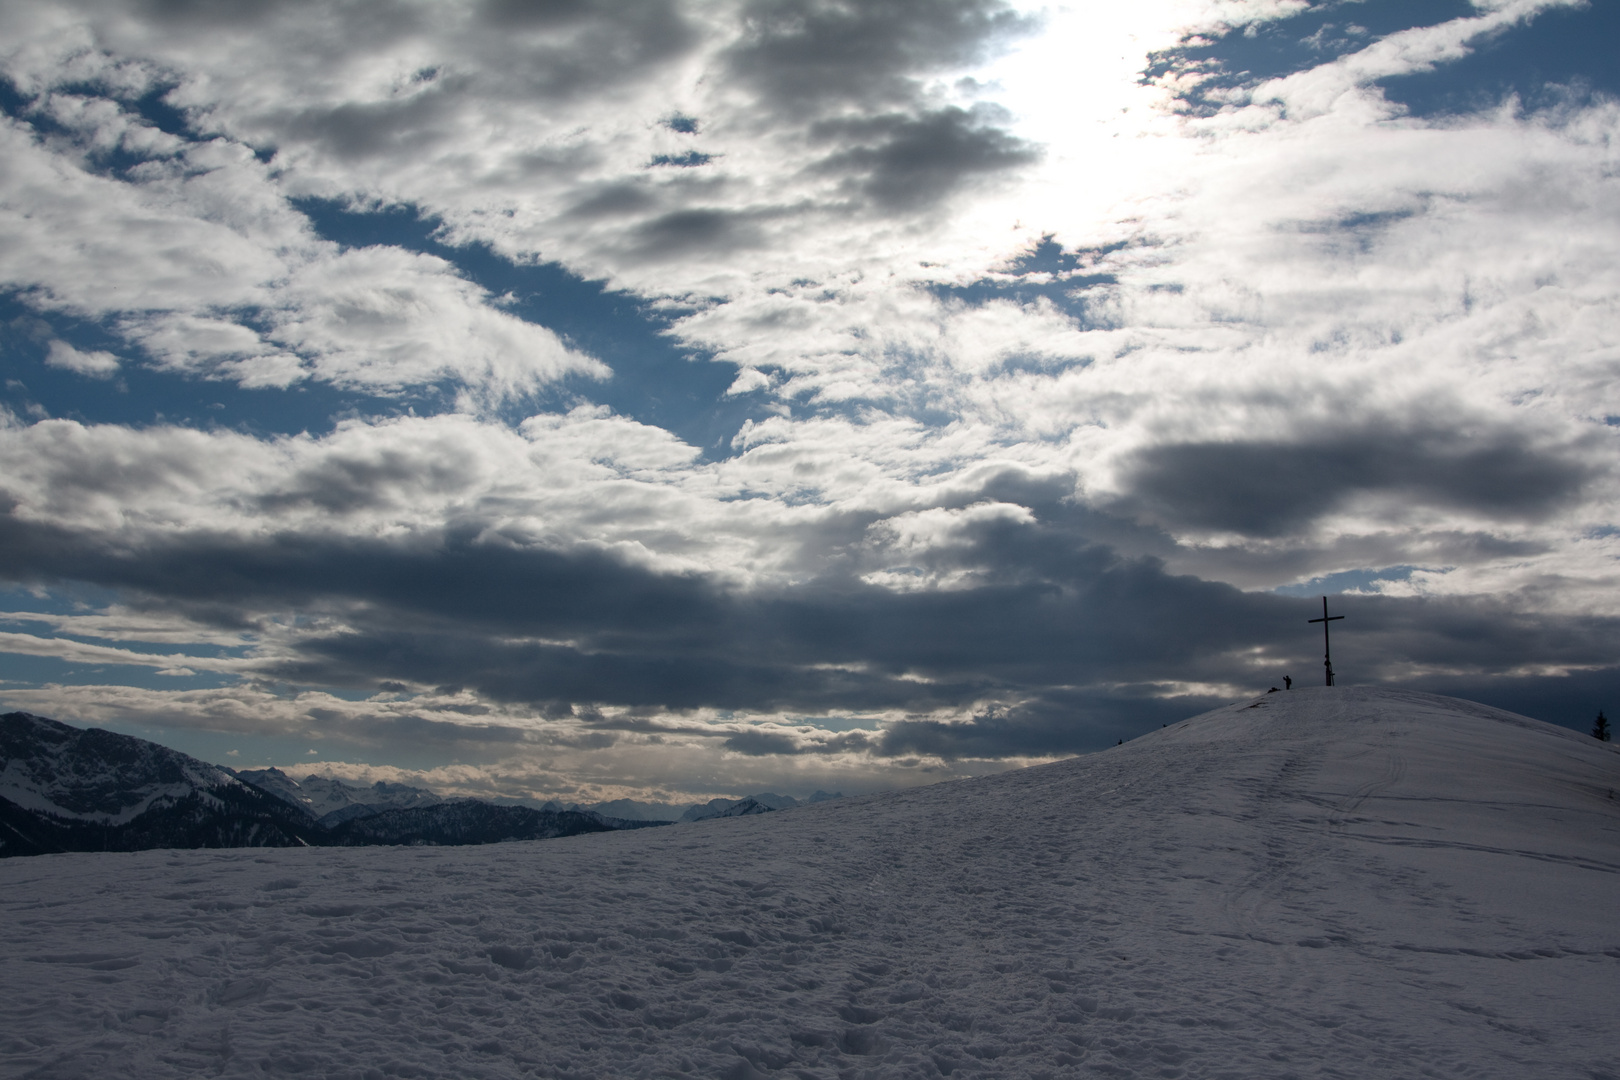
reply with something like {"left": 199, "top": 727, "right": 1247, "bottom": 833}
{"left": 2, "top": 687, "right": 1617, "bottom": 1079}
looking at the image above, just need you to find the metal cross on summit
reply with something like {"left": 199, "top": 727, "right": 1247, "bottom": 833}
{"left": 1308, "top": 596, "right": 1345, "bottom": 686}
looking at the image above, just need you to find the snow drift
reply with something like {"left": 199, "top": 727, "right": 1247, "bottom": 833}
{"left": 1, "top": 687, "right": 1616, "bottom": 1078}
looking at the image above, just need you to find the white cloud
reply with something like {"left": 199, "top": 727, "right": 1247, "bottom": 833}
{"left": 0, "top": 607, "right": 254, "bottom": 646}
{"left": 44, "top": 339, "right": 120, "bottom": 377}
{"left": 0, "top": 91, "right": 602, "bottom": 399}
{"left": 272, "top": 246, "right": 608, "bottom": 396}
{"left": 0, "top": 630, "right": 247, "bottom": 675}
{"left": 1243, "top": 0, "right": 1582, "bottom": 120}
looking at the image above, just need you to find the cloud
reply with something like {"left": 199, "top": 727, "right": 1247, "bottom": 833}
{"left": 624, "top": 207, "right": 766, "bottom": 260}
{"left": 0, "top": 606, "right": 252, "bottom": 645}
{"left": 721, "top": 729, "right": 802, "bottom": 756}
{"left": 722, "top": 0, "right": 1031, "bottom": 116}
{"left": 277, "top": 75, "right": 467, "bottom": 165}
{"left": 44, "top": 339, "right": 120, "bottom": 377}
{"left": 0, "top": 629, "right": 243, "bottom": 675}
{"left": 0, "top": 81, "right": 602, "bottom": 399}
{"left": 2, "top": 410, "right": 1613, "bottom": 740}
{"left": 1119, "top": 419, "right": 1600, "bottom": 538}
{"left": 1, "top": 0, "right": 1619, "bottom": 799}
{"left": 808, "top": 105, "right": 1039, "bottom": 212}
{"left": 271, "top": 246, "right": 609, "bottom": 395}
{"left": 0, "top": 679, "right": 994, "bottom": 801}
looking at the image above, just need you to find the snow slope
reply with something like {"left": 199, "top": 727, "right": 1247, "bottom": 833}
{"left": 1, "top": 687, "right": 1616, "bottom": 1079}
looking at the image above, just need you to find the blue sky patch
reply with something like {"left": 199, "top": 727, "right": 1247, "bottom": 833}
{"left": 930, "top": 235, "right": 1117, "bottom": 319}
{"left": 294, "top": 199, "right": 769, "bottom": 456}
{"left": 649, "top": 150, "right": 714, "bottom": 167}
{"left": 1274, "top": 565, "right": 1421, "bottom": 597}
{"left": 1380, "top": 0, "right": 1620, "bottom": 117}
{"left": 1139, "top": 0, "right": 1619, "bottom": 121}
{"left": 1145, "top": 0, "right": 1475, "bottom": 114}
{"left": 0, "top": 292, "right": 429, "bottom": 437}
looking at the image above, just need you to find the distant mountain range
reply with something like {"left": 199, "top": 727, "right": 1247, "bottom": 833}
{"left": 231, "top": 766, "right": 446, "bottom": 825}
{"left": 0, "top": 712, "right": 837, "bottom": 857}
{"left": 547, "top": 790, "right": 843, "bottom": 823}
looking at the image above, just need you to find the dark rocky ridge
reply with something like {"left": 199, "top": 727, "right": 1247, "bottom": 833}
{"left": 0, "top": 779, "right": 317, "bottom": 856}
{"left": 0, "top": 712, "right": 662, "bottom": 857}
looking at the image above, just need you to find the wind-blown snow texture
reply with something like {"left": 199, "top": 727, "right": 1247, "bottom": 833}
{"left": 1, "top": 688, "right": 1616, "bottom": 1079}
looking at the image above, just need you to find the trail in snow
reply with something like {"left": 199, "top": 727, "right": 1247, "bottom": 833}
{"left": 2, "top": 687, "right": 1617, "bottom": 1079}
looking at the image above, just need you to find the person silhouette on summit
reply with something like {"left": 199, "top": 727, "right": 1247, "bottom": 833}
{"left": 1284, "top": 675, "right": 1292, "bottom": 690}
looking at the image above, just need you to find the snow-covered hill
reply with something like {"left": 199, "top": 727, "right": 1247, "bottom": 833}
{"left": 1, "top": 687, "right": 1616, "bottom": 1078}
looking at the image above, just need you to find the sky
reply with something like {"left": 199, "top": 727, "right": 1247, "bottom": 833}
{"left": 1, "top": 0, "right": 1616, "bottom": 807}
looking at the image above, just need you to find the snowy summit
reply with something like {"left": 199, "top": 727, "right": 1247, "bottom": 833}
{"left": 1, "top": 687, "right": 1616, "bottom": 1078}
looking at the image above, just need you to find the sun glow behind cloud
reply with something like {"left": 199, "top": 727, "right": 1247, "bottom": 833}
{"left": 976, "top": 3, "right": 1198, "bottom": 237}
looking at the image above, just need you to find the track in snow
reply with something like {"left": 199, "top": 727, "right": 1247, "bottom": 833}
{"left": 2, "top": 687, "right": 1617, "bottom": 1079}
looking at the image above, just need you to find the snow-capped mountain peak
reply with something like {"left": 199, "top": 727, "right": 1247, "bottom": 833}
{"left": 230, "top": 768, "right": 443, "bottom": 824}
{"left": 0, "top": 711, "right": 241, "bottom": 824}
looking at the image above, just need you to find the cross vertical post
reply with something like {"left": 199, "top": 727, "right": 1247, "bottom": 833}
{"left": 1307, "top": 596, "right": 1344, "bottom": 686}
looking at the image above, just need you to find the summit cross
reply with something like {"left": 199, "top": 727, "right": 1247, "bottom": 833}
{"left": 1308, "top": 596, "right": 1345, "bottom": 686}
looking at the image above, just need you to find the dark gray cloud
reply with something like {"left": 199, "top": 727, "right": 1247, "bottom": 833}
{"left": 298, "top": 706, "right": 528, "bottom": 749}
{"left": 722, "top": 730, "right": 802, "bottom": 756}
{"left": 567, "top": 182, "right": 660, "bottom": 220}
{"left": 184, "top": 0, "right": 699, "bottom": 164}
{"left": 281, "top": 77, "right": 468, "bottom": 164}
{"left": 718, "top": 1, "right": 1036, "bottom": 216}
{"left": 136, "top": 0, "right": 322, "bottom": 28}
{"left": 725, "top": 0, "right": 1031, "bottom": 116}
{"left": 255, "top": 448, "right": 487, "bottom": 516}
{"left": 1121, "top": 420, "right": 1598, "bottom": 537}
{"left": 480, "top": 0, "right": 622, "bottom": 30}
{"left": 626, "top": 208, "right": 766, "bottom": 259}
{"left": 472, "top": 0, "right": 698, "bottom": 99}
{"left": 1170, "top": 528, "right": 1551, "bottom": 594}
{"left": 809, "top": 106, "right": 1038, "bottom": 211}
{"left": 6, "top": 463, "right": 1615, "bottom": 759}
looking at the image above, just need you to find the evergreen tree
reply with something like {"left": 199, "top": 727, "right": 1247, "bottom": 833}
{"left": 1594, "top": 711, "right": 1611, "bottom": 742}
